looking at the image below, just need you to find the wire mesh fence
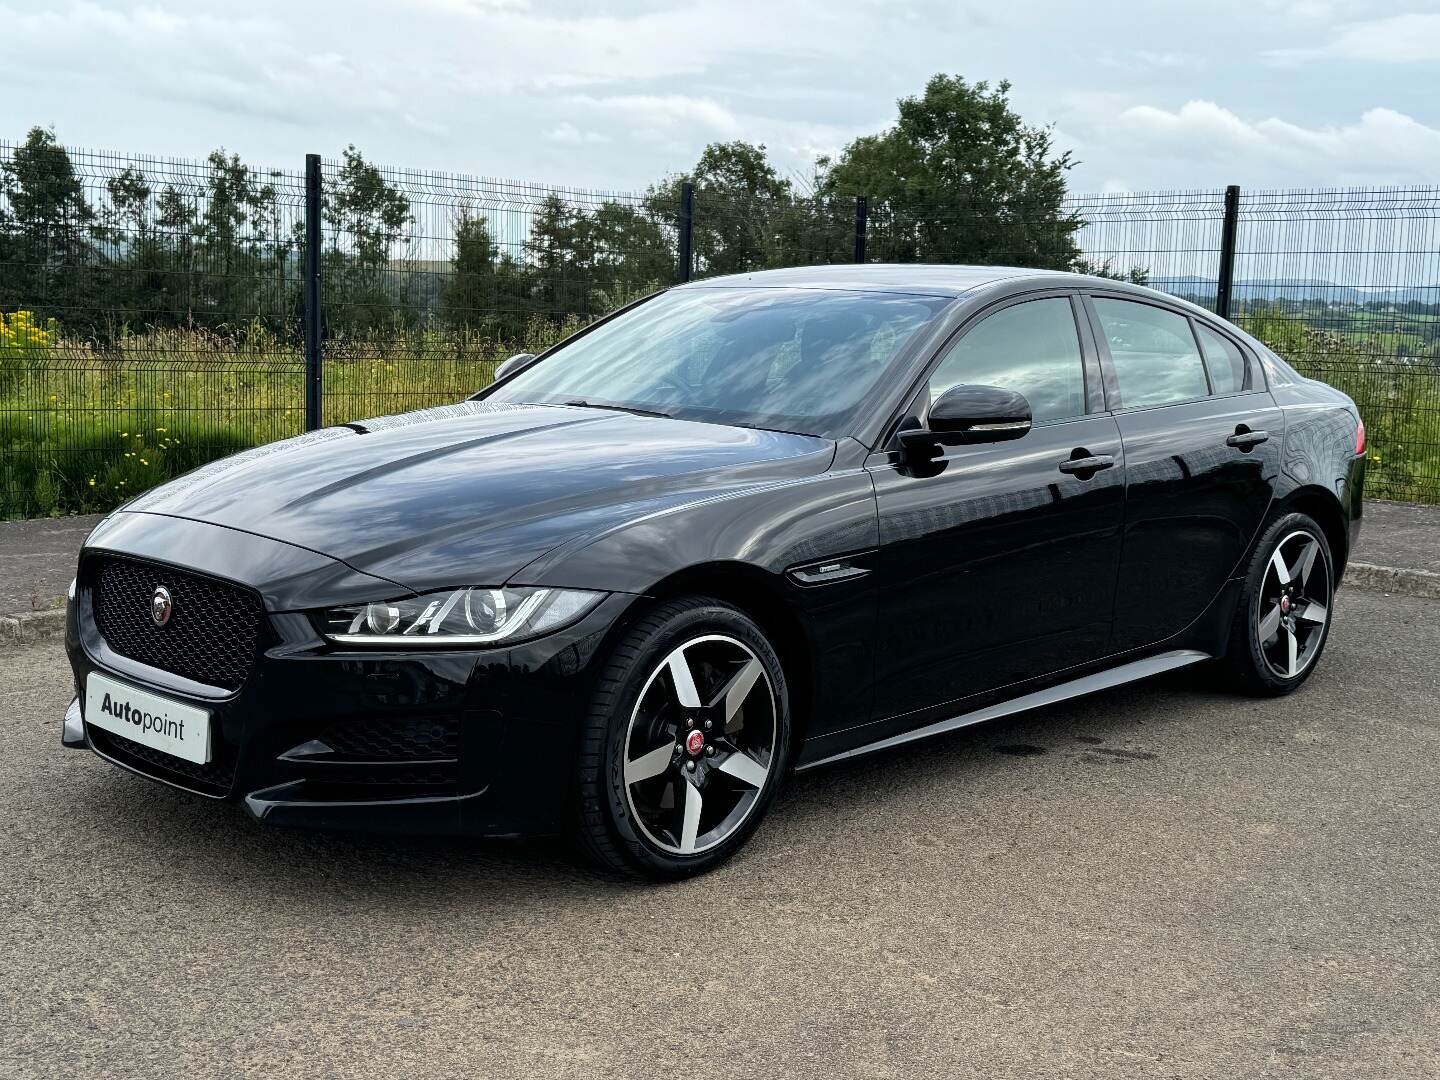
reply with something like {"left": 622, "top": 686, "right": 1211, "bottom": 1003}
{"left": 2, "top": 137, "right": 1438, "bottom": 517}
{"left": 0, "top": 143, "right": 308, "bottom": 519}
{"left": 315, "top": 157, "right": 677, "bottom": 426}
{"left": 1065, "top": 189, "right": 1230, "bottom": 305}
{"left": 1229, "top": 187, "right": 1440, "bottom": 502}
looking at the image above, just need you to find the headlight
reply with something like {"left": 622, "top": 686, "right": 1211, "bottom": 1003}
{"left": 316, "top": 586, "right": 606, "bottom": 647}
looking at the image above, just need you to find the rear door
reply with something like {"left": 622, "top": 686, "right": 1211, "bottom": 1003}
{"left": 1085, "top": 295, "right": 1284, "bottom": 651}
{"left": 869, "top": 293, "right": 1126, "bottom": 721}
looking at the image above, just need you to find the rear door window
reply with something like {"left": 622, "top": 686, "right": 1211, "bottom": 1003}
{"left": 1091, "top": 298, "right": 1210, "bottom": 409}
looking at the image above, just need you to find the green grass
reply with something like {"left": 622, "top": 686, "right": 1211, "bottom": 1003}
{"left": 1, "top": 410, "right": 255, "bottom": 517}
{"left": 0, "top": 321, "right": 573, "bottom": 518}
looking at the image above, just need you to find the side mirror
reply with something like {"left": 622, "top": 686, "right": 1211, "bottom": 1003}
{"left": 898, "top": 384, "right": 1032, "bottom": 457}
{"left": 493, "top": 352, "right": 537, "bottom": 382}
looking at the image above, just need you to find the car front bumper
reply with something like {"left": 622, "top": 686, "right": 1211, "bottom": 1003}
{"left": 63, "top": 559, "right": 634, "bottom": 839}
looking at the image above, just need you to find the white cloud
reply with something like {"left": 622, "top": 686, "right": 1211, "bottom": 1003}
{"left": 1267, "top": 13, "right": 1440, "bottom": 64}
{"left": 1098, "top": 50, "right": 1206, "bottom": 71}
{"left": 568, "top": 95, "right": 743, "bottom": 138}
{"left": 403, "top": 1, "right": 858, "bottom": 94}
{"left": 547, "top": 121, "right": 610, "bottom": 146}
{"left": 1119, "top": 100, "right": 1267, "bottom": 148}
{"left": 2, "top": 0, "right": 1437, "bottom": 193}
{"left": 0, "top": 2, "right": 415, "bottom": 131}
{"left": 1106, "top": 101, "right": 1440, "bottom": 186}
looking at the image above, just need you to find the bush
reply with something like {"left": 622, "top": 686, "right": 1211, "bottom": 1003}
{"left": 0, "top": 310, "right": 56, "bottom": 396}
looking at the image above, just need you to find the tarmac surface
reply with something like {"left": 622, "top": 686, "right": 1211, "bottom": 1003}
{"left": 3, "top": 587, "right": 1438, "bottom": 1078}
{"left": 1358, "top": 499, "right": 1440, "bottom": 573}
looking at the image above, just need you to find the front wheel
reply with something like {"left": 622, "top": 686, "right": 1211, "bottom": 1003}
{"left": 1224, "top": 511, "right": 1335, "bottom": 696}
{"left": 574, "top": 597, "right": 791, "bottom": 879}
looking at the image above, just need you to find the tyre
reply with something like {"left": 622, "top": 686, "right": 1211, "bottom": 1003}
{"left": 574, "top": 596, "right": 791, "bottom": 880}
{"left": 1224, "top": 511, "right": 1335, "bottom": 696}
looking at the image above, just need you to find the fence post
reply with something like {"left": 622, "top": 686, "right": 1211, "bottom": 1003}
{"left": 1216, "top": 184, "right": 1240, "bottom": 320}
{"left": 677, "top": 181, "right": 694, "bottom": 283}
{"left": 303, "top": 153, "right": 323, "bottom": 431}
{"left": 853, "top": 196, "right": 868, "bottom": 263}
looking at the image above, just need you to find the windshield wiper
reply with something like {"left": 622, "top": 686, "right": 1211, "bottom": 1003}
{"left": 562, "top": 399, "right": 674, "bottom": 419}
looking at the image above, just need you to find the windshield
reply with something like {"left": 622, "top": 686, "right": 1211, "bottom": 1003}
{"left": 484, "top": 287, "right": 950, "bottom": 437}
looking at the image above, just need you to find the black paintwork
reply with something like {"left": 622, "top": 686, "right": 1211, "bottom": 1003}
{"left": 63, "top": 266, "right": 1366, "bottom": 837}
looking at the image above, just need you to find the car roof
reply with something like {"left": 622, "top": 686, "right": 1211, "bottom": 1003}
{"left": 679, "top": 263, "right": 1077, "bottom": 297}
{"left": 677, "top": 264, "right": 1230, "bottom": 325}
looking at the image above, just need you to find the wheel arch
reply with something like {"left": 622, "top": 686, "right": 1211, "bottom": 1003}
{"left": 1274, "top": 484, "right": 1350, "bottom": 580}
{"left": 640, "top": 561, "right": 816, "bottom": 756}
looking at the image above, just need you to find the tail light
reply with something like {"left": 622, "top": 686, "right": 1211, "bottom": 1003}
{"left": 1355, "top": 418, "right": 1366, "bottom": 455}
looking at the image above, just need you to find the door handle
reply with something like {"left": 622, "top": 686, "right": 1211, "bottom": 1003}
{"left": 1058, "top": 453, "right": 1115, "bottom": 476}
{"left": 1226, "top": 427, "right": 1270, "bottom": 450}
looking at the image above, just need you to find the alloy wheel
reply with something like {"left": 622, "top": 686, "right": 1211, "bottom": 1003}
{"left": 622, "top": 633, "right": 778, "bottom": 856}
{"left": 1257, "top": 529, "right": 1331, "bottom": 680}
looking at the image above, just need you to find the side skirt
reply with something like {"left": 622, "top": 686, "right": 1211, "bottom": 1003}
{"left": 796, "top": 649, "right": 1211, "bottom": 771}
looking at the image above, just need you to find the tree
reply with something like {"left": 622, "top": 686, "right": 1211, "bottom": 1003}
{"left": 586, "top": 200, "right": 673, "bottom": 306}
{"left": 94, "top": 165, "right": 169, "bottom": 331}
{"left": 191, "top": 150, "right": 286, "bottom": 329}
{"left": 525, "top": 192, "right": 588, "bottom": 316}
{"left": 442, "top": 209, "right": 526, "bottom": 340}
{"left": 1075, "top": 258, "right": 1149, "bottom": 285}
{"left": 502, "top": 194, "right": 673, "bottom": 334}
{"left": 100, "top": 166, "right": 151, "bottom": 244}
{"left": 323, "top": 145, "right": 414, "bottom": 331}
{"left": 0, "top": 127, "right": 96, "bottom": 327}
{"left": 647, "top": 141, "right": 798, "bottom": 276}
{"left": 816, "top": 76, "right": 1081, "bottom": 269}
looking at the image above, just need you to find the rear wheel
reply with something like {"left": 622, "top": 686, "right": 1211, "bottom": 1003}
{"left": 574, "top": 597, "right": 790, "bottom": 879}
{"left": 1225, "top": 511, "right": 1334, "bottom": 695}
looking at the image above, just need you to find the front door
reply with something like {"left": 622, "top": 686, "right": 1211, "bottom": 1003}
{"left": 869, "top": 294, "right": 1127, "bottom": 722}
{"left": 1085, "top": 296, "right": 1284, "bottom": 651}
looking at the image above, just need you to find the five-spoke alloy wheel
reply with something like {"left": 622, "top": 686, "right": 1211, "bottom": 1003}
{"left": 1227, "top": 511, "right": 1335, "bottom": 695}
{"left": 623, "top": 635, "right": 777, "bottom": 856}
{"left": 1257, "top": 529, "right": 1331, "bottom": 680}
{"left": 575, "top": 597, "right": 791, "bottom": 879}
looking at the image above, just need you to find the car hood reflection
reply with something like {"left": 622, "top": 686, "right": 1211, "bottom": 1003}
{"left": 123, "top": 401, "right": 834, "bottom": 593}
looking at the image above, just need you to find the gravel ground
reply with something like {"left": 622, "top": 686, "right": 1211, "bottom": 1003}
{"left": 2, "top": 588, "right": 1438, "bottom": 1079}
{"left": 0, "top": 514, "right": 103, "bottom": 614}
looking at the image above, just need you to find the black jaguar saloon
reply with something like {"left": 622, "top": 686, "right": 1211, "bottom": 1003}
{"left": 62, "top": 266, "right": 1365, "bottom": 878}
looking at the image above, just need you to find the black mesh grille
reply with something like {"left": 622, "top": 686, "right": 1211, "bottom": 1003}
{"left": 321, "top": 717, "right": 460, "bottom": 761}
{"left": 91, "top": 556, "right": 263, "bottom": 691}
{"left": 89, "top": 726, "right": 238, "bottom": 796}
{"left": 310, "top": 763, "right": 460, "bottom": 787}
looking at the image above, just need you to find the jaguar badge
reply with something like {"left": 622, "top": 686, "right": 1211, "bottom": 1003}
{"left": 151, "top": 586, "right": 174, "bottom": 627}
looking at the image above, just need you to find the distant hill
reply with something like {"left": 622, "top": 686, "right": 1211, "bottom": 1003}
{"left": 1152, "top": 276, "right": 1431, "bottom": 305}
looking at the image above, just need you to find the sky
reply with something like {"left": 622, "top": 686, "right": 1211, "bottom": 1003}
{"left": 5, "top": 0, "right": 1440, "bottom": 195}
